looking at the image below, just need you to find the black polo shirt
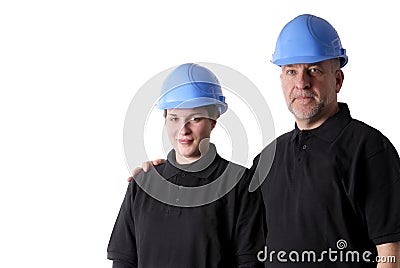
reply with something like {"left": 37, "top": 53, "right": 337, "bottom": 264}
{"left": 252, "top": 103, "right": 400, "bottom": 267}
{"left": 108, "top": 145, "right": 265, "bottom": 268}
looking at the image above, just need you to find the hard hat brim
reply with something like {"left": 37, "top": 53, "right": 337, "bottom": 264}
{"left": 272, "top": 55, "right": 348, "bottom": 68}
{"left": 157, "top": 98, "right": 228, "bottom": 115}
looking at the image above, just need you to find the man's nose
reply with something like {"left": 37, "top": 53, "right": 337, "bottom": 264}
{"left": 295, "top": 71, "right": 311, "bottom": 90}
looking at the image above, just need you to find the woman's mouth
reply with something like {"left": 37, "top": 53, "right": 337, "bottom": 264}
{"left": 178, "top": 139, "right": 193, "bottom": 144}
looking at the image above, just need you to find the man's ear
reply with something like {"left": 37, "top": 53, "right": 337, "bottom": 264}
{"left": 335, "top": 70, "right": 344, "bottom": 93}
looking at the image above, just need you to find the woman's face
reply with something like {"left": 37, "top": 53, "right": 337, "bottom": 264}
{"left": 165, "top": 107, "right": 216, "bottom": 164}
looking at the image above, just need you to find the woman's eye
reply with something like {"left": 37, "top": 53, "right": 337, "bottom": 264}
{"left": 190, "top": 117, "right": 201, "bottom": 122}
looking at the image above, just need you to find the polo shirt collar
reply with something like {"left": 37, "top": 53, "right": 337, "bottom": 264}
{"left": 162, "top": 143, "right": 220, "bottom": 179}
{"left": 291, "top": 102, "right": 353, "bottom": 143}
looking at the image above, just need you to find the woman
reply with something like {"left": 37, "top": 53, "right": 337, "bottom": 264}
{"left": 107, "top": 63, "right": 265, "bottom": 268}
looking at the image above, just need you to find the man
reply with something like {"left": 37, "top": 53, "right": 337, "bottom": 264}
{"left": 132, "top": 15, "right": 400, "bottom": 267}
{"left": 108, "top": 63, "right": 265, "bottom": 268}
{"left": 252, "top": 14, "right": 400, "bottom": 267}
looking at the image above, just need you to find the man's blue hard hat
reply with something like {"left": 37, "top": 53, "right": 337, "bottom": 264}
{"left": 157, "top": 63, "right": 228, "bottom": 115}
{"left": 272, "top": 14, "right": 348, "bottom": 68}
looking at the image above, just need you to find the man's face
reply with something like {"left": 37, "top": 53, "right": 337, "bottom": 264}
{"left": 280, "top": 59, "right": 343, "bottom": 124}
{"left": 165, "top": 107, "right": 216, "bottom": 163}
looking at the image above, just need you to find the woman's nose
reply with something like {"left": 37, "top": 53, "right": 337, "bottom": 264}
{"left": 179, "top": 122, "right": 191, "bottom": 135}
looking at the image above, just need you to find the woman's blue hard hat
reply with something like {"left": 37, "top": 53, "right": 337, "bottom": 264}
{"left": 157, "top": 63, "right": 228, "bottom": 115}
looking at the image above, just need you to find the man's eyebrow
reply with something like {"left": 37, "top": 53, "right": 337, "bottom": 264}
{"left": 283, "top": 64, "right": 324, "bottom": 69}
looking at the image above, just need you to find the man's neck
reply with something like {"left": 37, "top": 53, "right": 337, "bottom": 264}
{"left": 296, "top": 104, "right": 339, "bottom": 130}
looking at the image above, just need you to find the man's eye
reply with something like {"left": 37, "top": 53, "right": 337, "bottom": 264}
{"left": 309, "top": 68, "right": 320, "bottom": 74}
{"left": 286, "top": 70, "right": 295, "bottom": 75}
{"left": 168, "top": 117, "right": 178, "bottom": 122}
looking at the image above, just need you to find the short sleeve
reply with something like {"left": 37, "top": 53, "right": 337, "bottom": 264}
{"left": 107, "top": 182, "right": 138, "bottom": 267}
{"left": 363, "top": 141, "right": 400, "bottom": 245}
{"left": 112, "top": 260, "right": 136, "bottom": 268}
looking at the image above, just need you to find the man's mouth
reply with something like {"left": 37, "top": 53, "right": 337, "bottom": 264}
{"left": 291, "top": 92, "right": 316, "bottom": 103}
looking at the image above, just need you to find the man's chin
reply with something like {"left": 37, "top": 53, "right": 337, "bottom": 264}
{"left": 290, "top": 105, "right": 321, "bottom": 120}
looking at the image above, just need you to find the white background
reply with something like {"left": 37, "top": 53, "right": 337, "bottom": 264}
{"left": 1, "top": 1, "right": 399, "bottom": 267}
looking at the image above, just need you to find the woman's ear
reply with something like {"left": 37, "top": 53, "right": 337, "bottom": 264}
{"left": 210, "top": 119, "right": 217, "bottom": 130}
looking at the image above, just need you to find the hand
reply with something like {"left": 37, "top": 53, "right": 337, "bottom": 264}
{"left": 376, "top": 241, "right": 400, "bottom": 267}
{"left": 127, "top": 159, "right": 167, "bottom": 182}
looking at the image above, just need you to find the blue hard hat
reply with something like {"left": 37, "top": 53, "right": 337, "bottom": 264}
{"left": 157, "top": 63, "right": 228, "bottom": 115}
{"left": 272, "top": 14, "right": 348, "bottom": 68}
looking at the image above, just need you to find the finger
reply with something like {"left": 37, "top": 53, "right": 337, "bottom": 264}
{"left": 132, "top": 167, "right": 143, "bottom": 177}
{"left": 153, "top": 159, "right": 166, "bottom": 166}
{"left": 127, "top": 176, "right": 133, "bottom": 182}
{"left": 142, "top": 161, "right": 151, "bottom": 172}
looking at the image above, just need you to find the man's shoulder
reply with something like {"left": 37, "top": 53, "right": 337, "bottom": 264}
{"left": 348, "top": 118, "right": 382, "bottom": 134}
{"left": 251, "top": 131, "right": 293, "bottom": 170}
{"left": 277, "top": 130, "right": 295, "bottom": 140}
{"left": 273, "top": 130, "right": 295, "bottom": 145}
{"left": 344, "top": 118, "right": 395, "bottom": 156}
{"left": 346, "top": 118, "right": 387, "bottom": 142}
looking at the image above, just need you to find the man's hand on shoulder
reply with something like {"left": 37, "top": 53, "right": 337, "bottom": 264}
{"left": 127, "top": 159, "right": 167, "bottom": 182}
